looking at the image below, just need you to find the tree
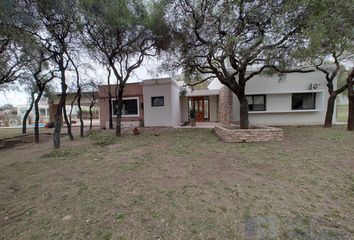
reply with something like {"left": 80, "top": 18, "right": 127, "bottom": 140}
{"left": 23, "top": 0, "right": 79, "bottom": 148}
{"left": 31, "top": 50, "right": 56, "bottom": 143}
{"left": 296, "top": 0, "right": 354, "bottom": 128}
{"left": 106, "top": 67, "right": 113, "bottom": 129}
{"left": 81, "top": 0, "right": 168, "bottom": 136}
{"left": 167, "top": 0, "right": 314, "bottom": 128}
{"left": 347, "top": 68, "right": 354, "bottom": 131}
{"left": 0, "top": 0, "right": 33, "bottom": 89}
{"left": 22, "top": 85, "right": 37, "bottom": 134}
{"left": 83, "top": 81, "right": 98, "bottom": 130}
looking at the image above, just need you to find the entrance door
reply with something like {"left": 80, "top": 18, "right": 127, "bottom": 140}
{"left": 189, "top": 97, "right": 209, "bottom": 122}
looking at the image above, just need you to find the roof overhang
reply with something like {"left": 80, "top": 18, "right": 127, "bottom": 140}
{"left": 185, "top": 89, "right": 220, "bottom": 97}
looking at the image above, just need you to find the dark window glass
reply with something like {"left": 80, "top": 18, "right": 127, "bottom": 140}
{"left": 292, "top": 93, "right": 316, "bottom": 110}
{"left": 151, "top": 96, "right": 164, "bottom": 107}
{"left": 113, "top": 99, "right": 138, "bottom": 115}
{"left": 247, "top": 95, "right": 266, "bottom": 111}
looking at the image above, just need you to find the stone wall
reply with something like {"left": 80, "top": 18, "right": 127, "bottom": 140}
{"left": 214, "top": 125, "right": 283, "bottom": 143}
{"left": 218, "top": 86, "right": 233, "bottom": 124}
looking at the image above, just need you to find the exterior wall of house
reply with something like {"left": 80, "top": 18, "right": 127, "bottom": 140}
{"left": 231, "top": 71, "right": 335, "bottom": 125}
{"left": 98, "top": 83, "right": 144, "bottom": 129}
{"left": 171, "top": 82, "right": 181, "bottom": 126}
{"left": 180, "top": 96, "right": 189, "bottom": 122}
{"left": 143, "top": 78, "right": 180, "bottom": 127}
{"left": 209, "top": 95, "right": 218, "bottom": 122}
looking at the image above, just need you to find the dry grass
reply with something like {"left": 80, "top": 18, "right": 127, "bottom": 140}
{"left": 337, "top": 105, "right": 349, "bottom": 122}
{"left": 0, "top": 126, "right": 353, "bottom": 239}
{"left": 0, "top": 128, "right": 52, "bottom": 140}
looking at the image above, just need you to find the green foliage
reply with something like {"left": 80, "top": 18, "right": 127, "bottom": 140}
{"left": 87, "top": 130, "right": 116, "bottom": 146}
{"left": 189, "top": 108, "right": 196, "bottom": 119}
{"left": 0, "top": 103, "right": 15, "bottom": 111}
{"left": 294, "top": 0, "right": 354, "bottom": 64}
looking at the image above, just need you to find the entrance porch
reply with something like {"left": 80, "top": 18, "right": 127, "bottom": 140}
{"left": 180, "top": 89, "right": 220, "bottom": 124}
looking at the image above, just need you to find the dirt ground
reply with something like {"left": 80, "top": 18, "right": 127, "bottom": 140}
{"left": 0, "top": 126, "right": 353, "bottom": 239}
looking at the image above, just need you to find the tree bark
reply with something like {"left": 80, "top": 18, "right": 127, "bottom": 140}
{"left": 348, "top": 92, "right": 354, "bottom": 131}
{"left": 53, "top": 56, "right": 67, "bottom": 149}
{"left": 115, "top": 84, "right": 124, "bottom": 137}
{"left": 68, "top": 94, "right": 78, "bottom": 124}
{"left": 238, "top": 94, "right": 249, "bottom": 129}
{"left": 107, "top": 68, "right": 113, "bottom": 129}
{"left": 34, "top": 91, "right": 43, "bottom": 143}
{"left": 22, "top": 92, "right": 35, "bottom": 134}
{"left": 63, "top": 103, "right": 74, "bottom": 140}
{"left": 89, "top": 100, "right": 94, "bottom": 130}
{"left": 77, "top": 89, "right": 84, "bottom": 137}
{"left": 324, "top": 93, "right": 337, "bottom": 128}
{"left": 347, "top": 69, "right": 354, "bottom": 131}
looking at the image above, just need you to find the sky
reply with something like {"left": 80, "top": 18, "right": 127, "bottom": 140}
{"left": 0, "top": 56, "right": 172, "bottom": 107}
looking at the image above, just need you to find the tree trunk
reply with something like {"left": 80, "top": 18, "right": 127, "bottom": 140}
{"left": 238, "top": 94, "right": 249, "bottom": 129}
{"left": 63, "top": 103, "right": 74, "bottom": 140}
{"left": 347, "top": 69, "right": 354, "bottom": 131}
{"left": 89, "top": 101, "right": 94, "bottom": 130}
{"left": 107, "top": 68, "right": 113, "bottom": 129}
{"left": 348, "top": 92, "right": 354, "bottom": 131}
{"left": 324, "top": 93, "right": 337, "bottom": 128}
{"left": 53, "top": 56, "right": 67, "bottom": 149}
{"left": 68, "top": 94, "right": 78, "bottom": 124}
{"left": 115, "top": 85, "right": 124, "bottom": 137}
{"left": 77, "top": 88, "right": 84, "bottom": 137}
{"left": 34, "top": 91, "right": 43, "bottom": 143}
{"left": 22, "top": 92, "right": 35, "bottom": 134}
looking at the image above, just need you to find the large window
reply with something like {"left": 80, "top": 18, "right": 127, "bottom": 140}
{"left": 151, "top": 96, "right": 164, "bottom": 107}
{"left": 292, "top": 93, "right": 316, "bottom": 110}
{"left": 112, "top": 98, "right": 139, "bottom": 116}
{"left": 247, "top": 95, "right": 266, "bottom": 111}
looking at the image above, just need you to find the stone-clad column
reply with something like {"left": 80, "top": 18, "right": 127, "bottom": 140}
{"left": 218, "top": 86, "right": 233, "bottom": 124}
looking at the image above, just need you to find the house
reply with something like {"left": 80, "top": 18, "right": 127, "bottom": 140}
{"left": 17, "top": 98, "right": 50, "bottom": 125}
{"left": 98, "top": 67, "right": 336, "bottom": 128}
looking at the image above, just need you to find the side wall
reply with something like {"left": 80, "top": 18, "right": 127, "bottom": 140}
{"left": 232, "top": 71, "right": 335, "bottom": 125}
{"left": 143, "top": 82, "right": 173, "bottom": 127}
{"left": 171, "top": 83, "right": 181, "bottom": 126}
{"left": 98, "top": 83, "right": 144, "bottom": 129}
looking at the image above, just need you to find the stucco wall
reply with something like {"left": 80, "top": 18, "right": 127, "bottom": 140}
{"left": 231, "top": 71, "right": 335, "bottom": 125}
{"left": 171, "top": 83, "right": 181, "bottom": 126}
{"left": 143, "top": 79, "right": 174, "bottom": 127}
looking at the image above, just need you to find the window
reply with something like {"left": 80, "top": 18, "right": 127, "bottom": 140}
{"left": 292, "top": 93, "right": 316, "bottom": 110}
{"left": 151, "top": 96, "right": 164, "bottom": 107}
{"left": 112, "top": 98, "right": 139, "bottom": 116}
{"left": 39, "top": 108, "right": 46, "bottom": 115}
{"left": 247, "top": 95, "right": 266, "bottom": 111}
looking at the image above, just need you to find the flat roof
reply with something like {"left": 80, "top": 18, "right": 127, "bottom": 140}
{"left": 185, "top": 89, "right": 220, "bottom": 97}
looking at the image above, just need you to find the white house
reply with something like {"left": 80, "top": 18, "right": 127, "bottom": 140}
{"left": 97, "top": 67, "right": 335, "bottom": 128}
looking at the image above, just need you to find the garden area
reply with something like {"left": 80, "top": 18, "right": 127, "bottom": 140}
{"left": 0, "top": 126, "right": 353, "bottom": 239}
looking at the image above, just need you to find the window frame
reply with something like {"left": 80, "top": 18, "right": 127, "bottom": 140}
{"left": 151, "top": 96, "right": 165, "bottom": 107}
{"left": 246, "top": 94, "right": 266, "bottom": 111}
{"left": 112, "top": 97, "right": 140, "bottom": 117}
{"left": 291, "top": 93, "right": 316, "bottom": 110}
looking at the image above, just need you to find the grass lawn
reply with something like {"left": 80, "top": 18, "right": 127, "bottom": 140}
{"left": 337, "top": 105, "right": 349, "bottom": 122}
{"left": 0, "top": 126, "right": 353, "bottom": 239}
{"left": 0, "top": 127, "right": 52, "bottom": 140}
